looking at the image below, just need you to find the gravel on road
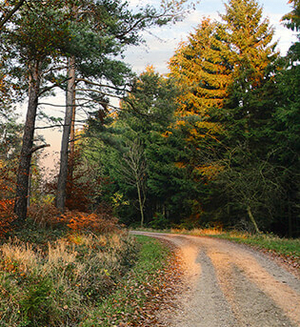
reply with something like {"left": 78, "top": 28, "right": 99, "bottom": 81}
{"left": 132, "top": 232, "right": 300, "bottom": 327}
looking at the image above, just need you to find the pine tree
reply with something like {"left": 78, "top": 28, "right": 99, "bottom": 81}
{"left": 168, "top": 17, "right": 232, "bottom": 183}
{"left": 1, "top": 0, "right": 74, "bottom": 224}
{"left": 168, "top": 0, "right": 280, "bottom": 231}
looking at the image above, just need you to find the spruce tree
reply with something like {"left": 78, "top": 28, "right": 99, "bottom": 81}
{"left": 220, "top": 0, "right": 278, "bottom": 148}
{"left": 217, "top": 0, "right": 280, "bottom": 231}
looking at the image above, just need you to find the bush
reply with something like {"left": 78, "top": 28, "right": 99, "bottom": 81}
{"left": 149, "top": 212, "right": 170, "bottom": 230}
{"left": 27, "top": 202, "right": 120, "bottom": 234}
{"left": 60, "top": 211, "right": 119, "bottom": 234}
{"left": 28, "top": 202, "right": 61, "bottom": 228}
{"left": 0, "top": 199, "right": 15, "bottom": 237}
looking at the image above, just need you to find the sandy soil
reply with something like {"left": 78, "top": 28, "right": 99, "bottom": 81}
{"left": 133, "top": 232, "right": 300, "bottom": 327}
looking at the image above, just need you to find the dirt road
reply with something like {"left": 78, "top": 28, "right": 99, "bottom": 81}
{"left": 133, "top": 231, "right": 300, "bottom": 327}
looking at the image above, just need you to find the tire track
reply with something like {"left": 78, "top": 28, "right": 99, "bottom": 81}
{"left": 132, "top": 232, "right": 300, "bottom": 327}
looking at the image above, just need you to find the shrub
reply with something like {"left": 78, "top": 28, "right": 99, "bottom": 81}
{"left": 27, "top": 202, "right": 61, "bottom": 228}
{"left": 60, "top": 211, "right": 119, "bottom": 234}
{"left": 149, "top": 212, "right": 170, "bottom": 230}
{"left": 0, "top": 199, "right": 15, "bottom": 237}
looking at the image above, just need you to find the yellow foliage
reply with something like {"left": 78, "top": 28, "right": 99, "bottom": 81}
{"left": 195, "top": 164, "right": 224, "bottom": 180}
{"left": 161, "top": 130, "right": 173, "bottom": 138}
{"left": 175, "top": 162, "right": 186, "bottom": 169}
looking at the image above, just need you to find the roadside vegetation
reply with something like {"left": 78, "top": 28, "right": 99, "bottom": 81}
{"left": 0, "top": 204, "right": 174, "bottom": 327}
{"left": 0, "top": 0, "right": 299, "bottom": 324}
{"left": 82, "top": 235, "right": 174, "bottom": 326}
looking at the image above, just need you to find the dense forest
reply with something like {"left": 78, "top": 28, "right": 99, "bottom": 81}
{"left": 1, "top": 0, "right": 299, "bottom": 237}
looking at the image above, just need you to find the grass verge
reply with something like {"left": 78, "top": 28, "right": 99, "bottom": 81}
{"left": 81, "top": 235, "right": 172, "bottom": 326}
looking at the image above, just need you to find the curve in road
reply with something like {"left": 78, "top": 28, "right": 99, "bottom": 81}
{"left": 133, "top": 232, "right": 300, "bottom": 327}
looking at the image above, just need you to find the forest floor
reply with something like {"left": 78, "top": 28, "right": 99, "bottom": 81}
{"left": 132, "top": 231, "right": 300, "bottom": 327}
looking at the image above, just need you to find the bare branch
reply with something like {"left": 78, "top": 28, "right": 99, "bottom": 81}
{"left": 76, "top": 78, "right": 131, "bottom": 93}
{"left": 39, "top": 77, "right": 71, "bottom": 97}
{"left": 0, "top": 0, "right": 26, "bottom": 29}
{"left": 30, "top": 144, "right": 50, "bottom": 154}
{"left": 34, "top": 124, "right": 62, "bottom": 130}
{"left": 38, "top": 103, "right": 67, "bottom": 108}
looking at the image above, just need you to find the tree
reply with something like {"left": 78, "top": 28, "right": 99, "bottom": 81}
{"left": 169, "top": 18, "right": 232, "bottom": 117}
{"left": 118, "top": 139, "right": 147, "bottom": 227}
{"left": 168, "top": 17, "right": 232, "bottom": 184}
{"left": 56, "top": 0, "right": 189, "bottom": 212}
{"left": 0, "top": 0, "right": 74, "bottom": 224}
{"left": 220, "top": 0, "right": 278, "bottom": 146}
{"left": 269, "top": 0, "right": 300, "bottom": 236}
{"left": 84, "top": 67, "right": 207, "bottom": 227}
{"left": 168, "top": 0, "right": 280, "bottom": 231}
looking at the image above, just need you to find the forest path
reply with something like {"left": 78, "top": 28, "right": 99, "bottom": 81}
{"left": 132, "top": 231, "right": 300, "bottom": 327}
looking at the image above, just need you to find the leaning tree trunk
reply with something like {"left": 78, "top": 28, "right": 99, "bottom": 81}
{"left": 136, "top": 180, "right": 145, "bottom": 228}
{"left": 247, "top": 205, "right": 260, "bottom": 234}
{"left": 56, "top": 56, "right": 76, "bottom": 212}
{"left": 14, "top": 61, "right": 41, "bottom": 224}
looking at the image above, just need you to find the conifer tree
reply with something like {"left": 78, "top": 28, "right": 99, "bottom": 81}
{"left": 168, "top": 17, "right": 232, "bottom": 182}
{"left": 168, "top": 0, "right": 280, "bottom": 231}
{"left": 56, "top": 0, "right": 189, "bottom": 212}
{"left": 270, "top": 0, "right": 300, "bottom": 236}
{"left": 1, "top": 0, "right": 74, "bottom": 224}
{"left": 220, "top": 0, "right": 278, "bottom": 147}
{"left": 169, "top": 17, "right": 232, "bottom": 121}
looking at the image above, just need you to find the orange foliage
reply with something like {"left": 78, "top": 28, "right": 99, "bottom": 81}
{"left": 60, "top": 211, "right": 119, "bottom": 234}
{"left": 195, "top": 164, "right": 224, "bottom": 180}
{"left": 0, "top": 199, "right": 15, "bottom": 238}
{"left": 0, "top": 166, "right": 17, "bottom": 237}
{"left": 27, "top": 202, "right": 119, "bottom": 234}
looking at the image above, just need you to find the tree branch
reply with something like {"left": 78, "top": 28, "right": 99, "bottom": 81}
{"left": 0, "top": 0, "right": 26, "bottom": 29}
{"left": 76, "top": 78, "right": 131, "bottom": 93}
{"left": 38, "top": 77, "right": 71, "bottom": 97}
{"left": 30, "top": 144, "right": 50, "bottom": 154}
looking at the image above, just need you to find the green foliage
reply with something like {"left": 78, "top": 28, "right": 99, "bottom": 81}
{"left": 168, "top": 0, "right": 285, "bottom": 234}
{"left": 20, "top": 278, "right": 56, "bottom": 327}
{"left": 149, "top": 212, "right": 170, "bottom": 229}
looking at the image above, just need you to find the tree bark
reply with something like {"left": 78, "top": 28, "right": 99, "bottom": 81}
{"left": 14, "top": 60, "right": 41, "bottom": 224}
{"left": 67, "top": 85, "right": 76, "bottom": 185}
{"left": 56, "top": 56, "right": 76, "bottom": 211}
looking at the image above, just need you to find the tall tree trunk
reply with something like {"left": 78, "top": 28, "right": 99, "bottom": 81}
{"left": 14, "top": 61, "right": 41, "bottom": 224}
{"left": 67, "top": 87, "right": 76, "bottom": 187}
{"left": 56, "top": 56, "right": 76, "bottom": 211}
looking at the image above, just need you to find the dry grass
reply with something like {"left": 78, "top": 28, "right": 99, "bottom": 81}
{"left": 171, "top": 227, "right": 224, "bottom": 236}
{"left": 0, "top": 231, "right": 138, "bottom": 327}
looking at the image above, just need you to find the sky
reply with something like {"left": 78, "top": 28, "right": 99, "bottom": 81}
{"left": 123, "top": 0, "right": 297, "bottom": 74}
{"left": 32, "top": 0, "right": 297, "bottom": 171}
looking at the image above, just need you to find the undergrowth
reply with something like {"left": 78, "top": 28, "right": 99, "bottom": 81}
{"left": 0, "top": 212, "right": 139, "bottom": 327}
{"left": 81, "top": 235, "right": 171, "bottom": 326}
